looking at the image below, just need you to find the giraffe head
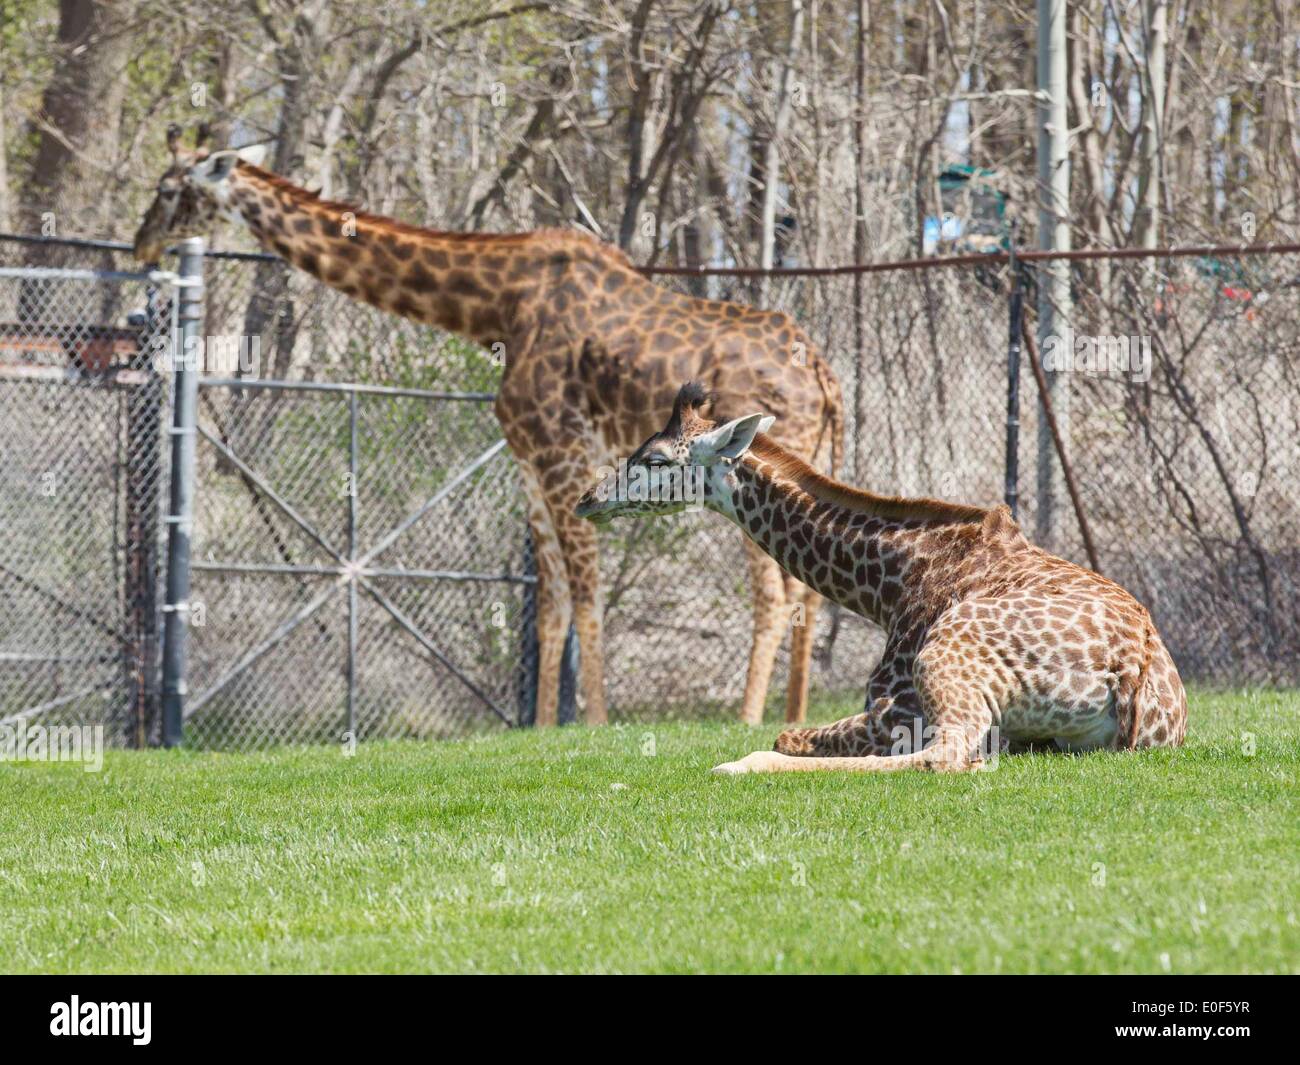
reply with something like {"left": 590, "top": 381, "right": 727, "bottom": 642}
{"left": 575, "top": 382, "right": 774, "bottom": 524}
{"left": 132, "top": 124, "right": 267, "bottom": 262}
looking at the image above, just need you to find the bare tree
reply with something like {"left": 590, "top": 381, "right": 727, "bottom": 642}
{"left": 20, "top": 0, "right": 135, "bottom": 242}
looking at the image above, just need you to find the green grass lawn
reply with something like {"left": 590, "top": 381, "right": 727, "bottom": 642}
{"left": 2, "top": 687, "right": 1297, "bottom": 974}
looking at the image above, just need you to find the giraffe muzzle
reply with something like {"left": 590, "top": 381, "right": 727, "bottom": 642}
{"left": 574, "top": 494, "right": 617, "bottom": 523}
{"left": 133, "top": 232, "right": 165, "bottom": 265}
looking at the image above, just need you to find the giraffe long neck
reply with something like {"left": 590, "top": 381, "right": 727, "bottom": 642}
{"left": 224, "top": 163, "right": 543, "bottom": 346}
{"left": 706, "top": 441, "right": 996, "bottom": 631}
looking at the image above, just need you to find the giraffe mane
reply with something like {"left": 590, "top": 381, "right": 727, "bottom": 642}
{"left": 745, "top": 435, "right": 992, "bottom": 525}
{"left": 235, "top": 162, "right": 634, "bottom": 265}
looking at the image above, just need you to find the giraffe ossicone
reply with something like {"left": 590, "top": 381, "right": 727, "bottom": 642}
{"left": 577, "top": 382, "right": 1189, "bottom": 774}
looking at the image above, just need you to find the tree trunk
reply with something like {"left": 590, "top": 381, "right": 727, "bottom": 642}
{"left": 1135, "top": 0, "right": 1167, "bottom": 250}
{"left": 20, "top": 0, "right": 133, "bottom": 244}
{"left": 0, "top": 80, "right": 11, "bottom": 233}
{"left": 756, "top": 0, "right": 805, "bottom": 305}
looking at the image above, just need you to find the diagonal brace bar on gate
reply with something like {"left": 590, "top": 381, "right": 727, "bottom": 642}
{"left": 356, "top": 438, "right": 509, "bottom": 569}
{"left": 356, "top": 575, "right": 515, "bottom": 726}
{"left": 195, "top": 422, "right": 347, "bottom": 565}
{"left": 0, "top": 685, "right": 114, "bottom": 727}
{"left": 184, "top": 581, "right": 343, "bottom": 720}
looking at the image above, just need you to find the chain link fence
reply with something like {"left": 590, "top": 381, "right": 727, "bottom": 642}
{"left": 1, "top": 238, "right": 531, "bottom": 748}
{"left": 185, "top": 379, "right": 527, "bottom": 747}
{"left": 652, "top": 250, "right": 1299, "bottom": 686}
{"left": 1036, "top": 252, "right": 1299, "bottom": 683}
{"left": 1, "top": 233, "right": 1294, "bottom": 750}
{"left": 654, "top": 249, "right": 1300, "bottom": 686}
{"left": 0, "top": 244, "right": 175, "bottom": 745}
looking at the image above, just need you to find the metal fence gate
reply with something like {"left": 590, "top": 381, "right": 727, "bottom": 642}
{"left": 0, "top": 260, "right": 178, "bottom": 745}
{"left": 1, "top": 238, "right": 534, "bottom": 749}
{"left": 183, "top": 376, "right": 531, "bottom": 747}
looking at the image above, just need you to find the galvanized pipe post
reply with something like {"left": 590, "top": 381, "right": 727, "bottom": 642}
{"left": 1004, "top": 244, "right": 1023, "bottom": 520}
{"left": 1035, "top": 0, "right": 1072, "bottom": 551}
{"left": 160, "top": 237, "right": 205, "bottom": 747}
{"left": 346, "top": 387, "right": 358, "bottom": 740}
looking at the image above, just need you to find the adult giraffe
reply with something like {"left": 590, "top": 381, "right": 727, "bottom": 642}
{"left": 132, "top": 127, "right": 844, "bottom": 727}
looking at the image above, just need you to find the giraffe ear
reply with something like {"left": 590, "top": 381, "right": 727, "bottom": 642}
{"left": 190, "top": 150, "right": 240, "bottom": 184}
{"left": 692, "top": 413, "right": 775, "bottom": 465}
{"left": 236, "top": 144, "right": 268, "bottom": 168}
{"left": 190, "top": 144, "right": 265, "bottom": 184}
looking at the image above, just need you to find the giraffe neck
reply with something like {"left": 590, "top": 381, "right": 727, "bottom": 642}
{"left": 222, "top": 163, "right": 551, "bottom": 346}
{"left": 705, "top": 439, "right": 1001, "bottom": 630}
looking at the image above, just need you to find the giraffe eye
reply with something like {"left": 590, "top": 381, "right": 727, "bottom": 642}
{"left": 644, "top": 455, "right": 672, "bottom": 468}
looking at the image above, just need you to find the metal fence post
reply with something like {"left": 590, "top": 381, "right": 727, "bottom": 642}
{"left": 346, "top": 387, "right": 358, "bottom": 741}
{"left": 160, "top": 237, "right": 205, "bottom": 747}
{"left": 1004, "top": 247, "right": 1023, "bottom": 520}
{"left": 1035, "top": 0, "right": 1072, "bottom": 551}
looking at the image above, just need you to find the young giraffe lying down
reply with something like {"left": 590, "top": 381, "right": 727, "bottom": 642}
{"left": 575, "top": 382, "right": 1187, "bottom": 774}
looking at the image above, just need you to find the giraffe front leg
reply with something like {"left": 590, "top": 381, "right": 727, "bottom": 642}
{"left": 773, "top": 704, "right": 890, "bottom": 756}
{"left": 554, "top": 503, "right": 607, "bottom": 726}
{"left": 782, "top": 578, "right": 819, "bottom": 724}
{"left": 738, "top": 541, "right": 788, "bottom": 725}
{"left": 531, "top": 536, "right": 572, "bottom": 729}
{"left": 716, "top": 649, "right": 995, "bottom": 774}
{"left": 712, "top": 727, "right": 984, "bottom": 775}
{"left": 774, "top": 652, "right": 921, "bottom": 757}
{"left": 518, "top": 463, "right": 571, "bottom": 728}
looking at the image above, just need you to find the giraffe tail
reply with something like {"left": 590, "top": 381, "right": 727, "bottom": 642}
{"left": 1122, "top": 618, "right": 1187, "bottom": 750}
{"left": 812, "top": 354, "right": 843, "bottom": 479}
{"left": 1119, "top": 622, "right": 1155, "bottom": 750}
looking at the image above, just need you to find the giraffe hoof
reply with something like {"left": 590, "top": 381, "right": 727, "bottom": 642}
{"left": 712, "top": 751, "right": 785, "bottom": 775}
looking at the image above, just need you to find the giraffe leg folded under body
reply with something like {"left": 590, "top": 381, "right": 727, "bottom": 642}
{"left": 773, "top": 709, "right": 885, "bottom": 756}
{"left": 720, "top": 636, "right": 1000, "bottom": 775}
{"left": 773, "top": 652, "right": 920, "bottom": 757}
{"left": 714, "top": 725, "right": 985, "bottom": 775}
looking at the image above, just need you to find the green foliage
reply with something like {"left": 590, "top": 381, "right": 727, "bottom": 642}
{"left": 0, "top": 0, "right": 53, "bottom": 180}
{"left": 343, "top": 330, "right": 501, "bottom": 395}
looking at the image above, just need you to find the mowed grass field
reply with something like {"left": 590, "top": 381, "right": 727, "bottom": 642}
{"left": 1, "top": 687, "right": 1296, "bottom": 974}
